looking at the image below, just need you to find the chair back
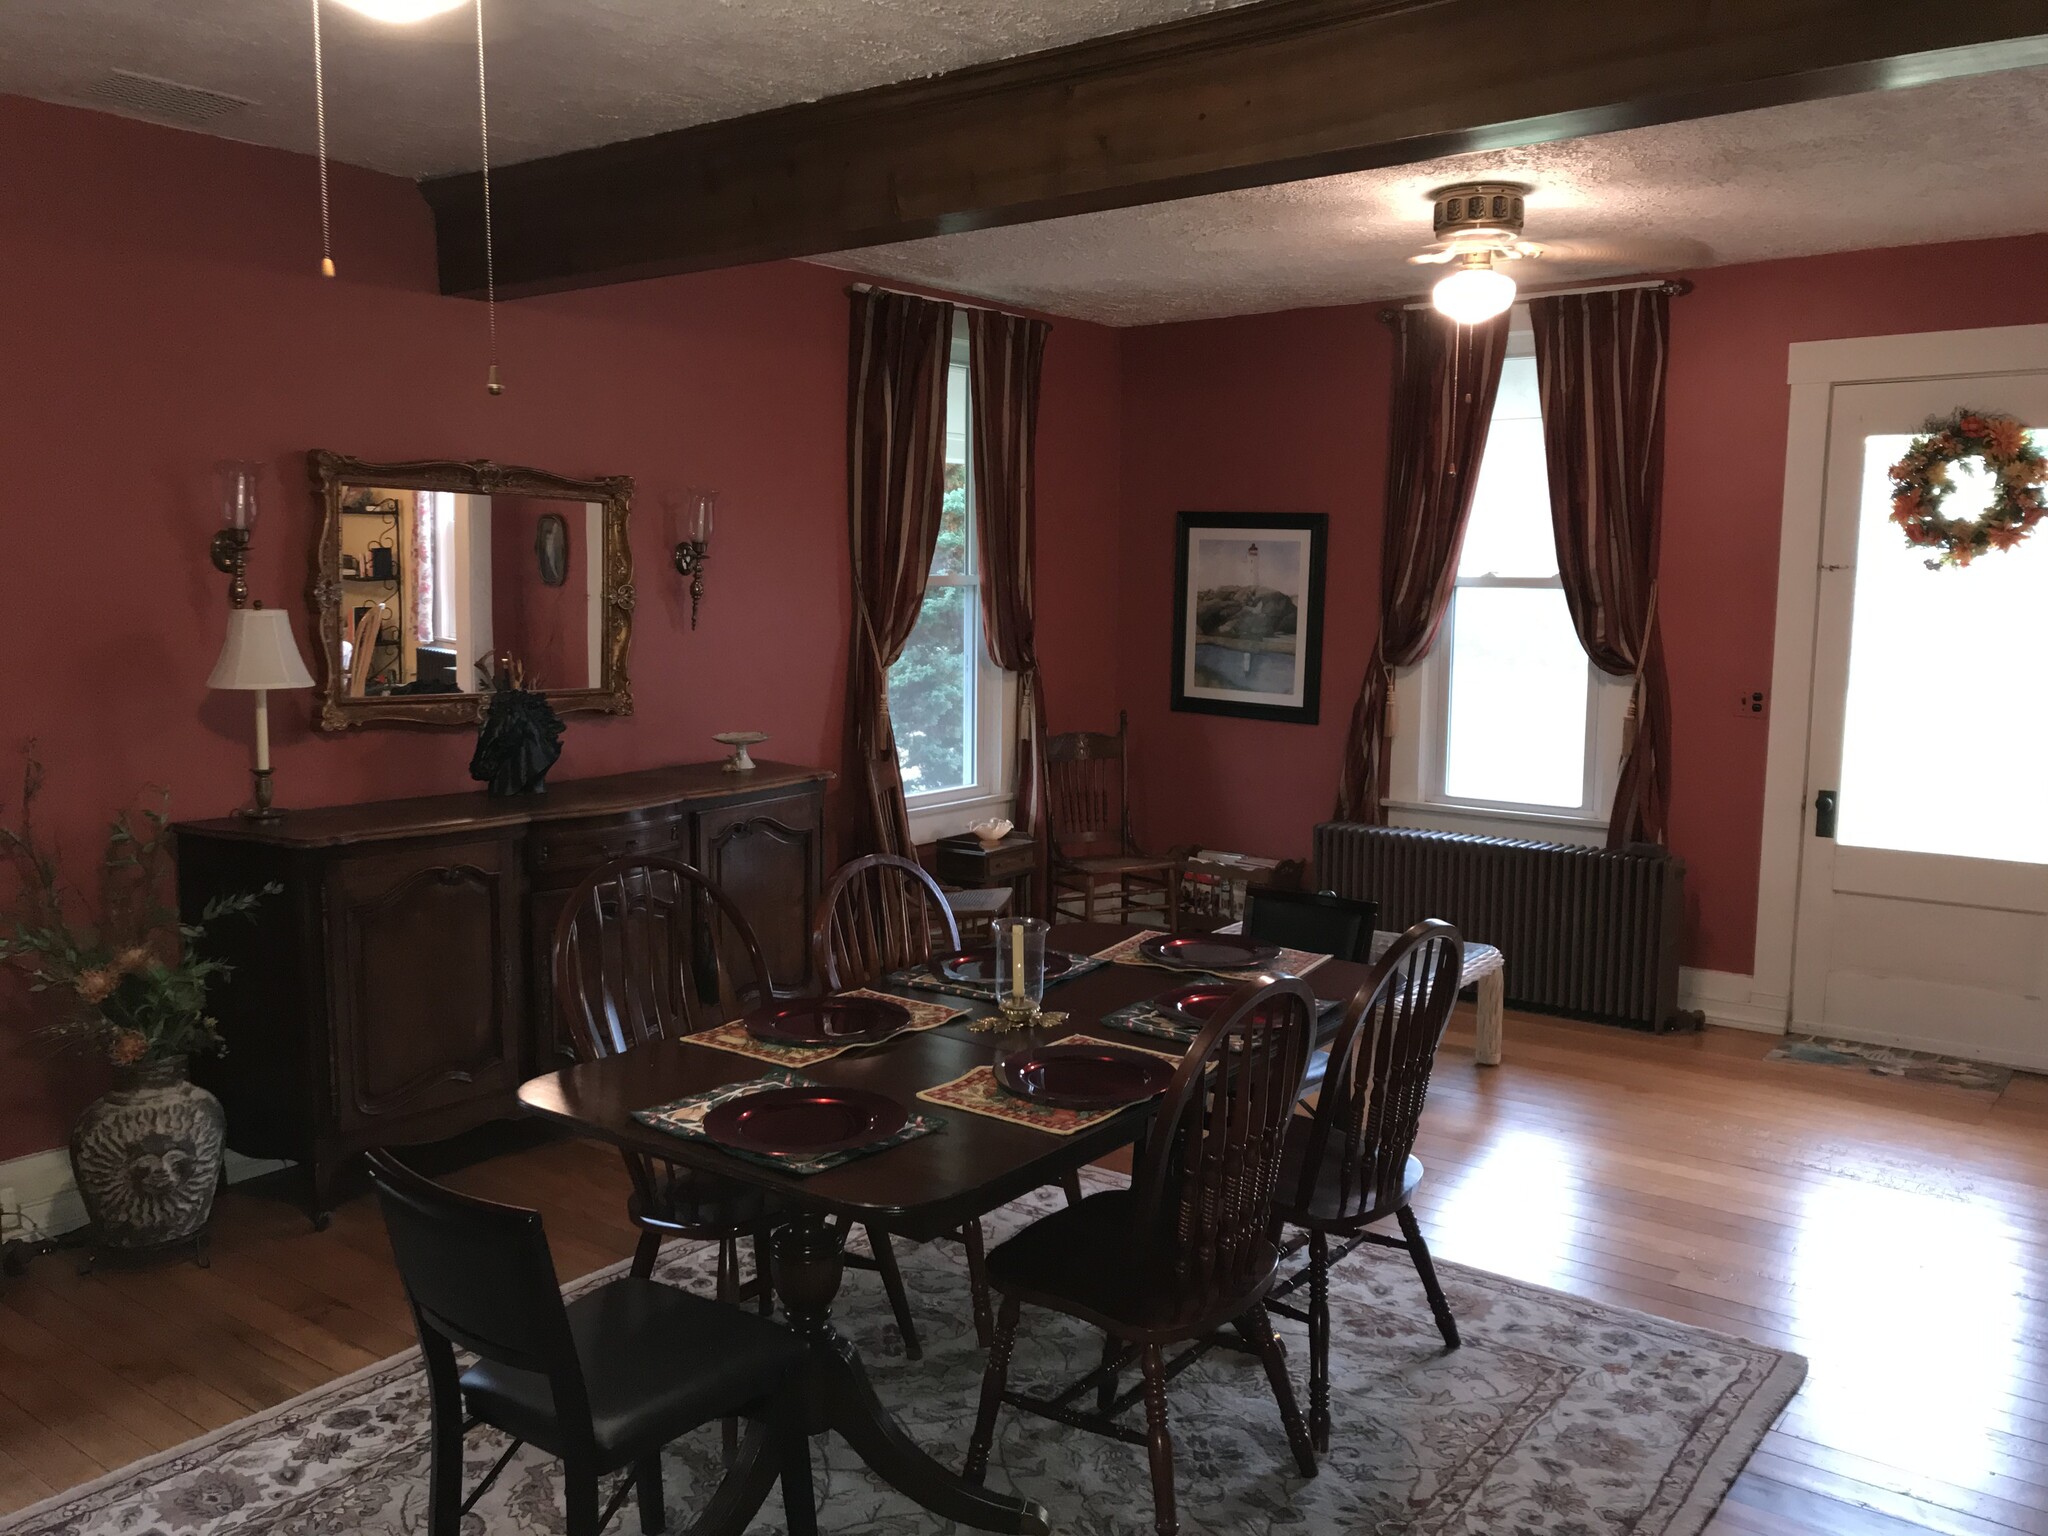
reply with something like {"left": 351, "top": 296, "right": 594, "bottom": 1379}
{"left": 1244, "top": 887, "right": 1380, "bottom": 964}
{"left": 1046, "top": 709, "right": 1135, "bottom": 861}
{"left": 366, "top": 1150, "right": 590, "bottom": 1420}
{"left": 813, "top": 853, "right": 961, "bottom": 991}
{"left": 1290, "top": 919, "right": 1463, "bottom": 1221}
{"left": 1131, "top": 975, "right": 1314, "bottom": 1305}
{"left": 552, "top": 855, "right": 774, "bottom": 1060}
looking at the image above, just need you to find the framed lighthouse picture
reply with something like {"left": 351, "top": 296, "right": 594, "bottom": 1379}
{"left": 1170, "top": 511, "right": 1328, "bottom": 725}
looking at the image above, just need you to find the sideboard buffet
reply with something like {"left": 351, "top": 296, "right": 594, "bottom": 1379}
{"left": 175, "top": 761, "right": 828, "bottom": 1219}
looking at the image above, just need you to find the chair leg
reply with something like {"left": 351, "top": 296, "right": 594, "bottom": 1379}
{"left": 1307, "top": 1229, "right": 1332, "bottom": 1453}
{"left": 1059, "top": 1170, "right": 1083, "bottom": 1208}
{"left": 1139, "top": 1343, "right": 1178, "bottom": 1536}
{"left": 1398, "top": 1205, "right": 1460, "bottom": 1350}
{"left": 961, "top": 1218, "right": 994, "bottom": 1348}
{"left": 424, "top": 1384, "right": 465, "bottom": 1536}
{"left": 753, "top": 1223, "right": 775, "bottom": 1317}
{"left": 717, "top": 1238, "right": 740, "bottom": 1467}
{"left": 964, "top": 1294, "right": 1021, "bottom": 1484}
{"left": 778, "top": 1421, "right": 818, "bottom": 1536}
{"left": 1095, "top": 1330, "right": 1121, "bottom": 1416}
{"left": 563, "top": 1456, "right": 603, "bottom": 1536}
{"left": 635, "top": 1454, "right": 667, "bottom": 1535}
{"left": 630, "top": 1228, "right": 663, "bottom": 1281}
{"left": 1238, "top": 1304, "right": 1317, "bottom": 1478}
{"left": 866, "top": 1225, "right": 922, "bottom": 1361}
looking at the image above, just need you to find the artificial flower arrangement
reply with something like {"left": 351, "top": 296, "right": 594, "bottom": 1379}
{"left": 0, "top": 754, "right": 274, "bottom": 1068}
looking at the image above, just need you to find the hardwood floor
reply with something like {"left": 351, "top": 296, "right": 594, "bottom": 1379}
{"left": 1, "top": 1009, "right": 2042, "bottom": 1532}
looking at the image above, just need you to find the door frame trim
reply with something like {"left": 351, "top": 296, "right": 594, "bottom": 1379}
{"left": 1757, "top": 323, "right": 2048, "bottom": 1027}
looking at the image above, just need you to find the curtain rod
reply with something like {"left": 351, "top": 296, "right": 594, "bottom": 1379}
{"left": 846, "top": 280, "right": 1026, "bottom": 320}
{"left": 1385, "top": 275, "right": 1693, "bottom": 316}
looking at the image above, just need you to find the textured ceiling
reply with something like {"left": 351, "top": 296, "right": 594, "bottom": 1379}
{"left": 0, "top": 0, "right": 1258, "bottom": 177}
{"left": 824, "top": 66, "right": 2048, "bottom": 325}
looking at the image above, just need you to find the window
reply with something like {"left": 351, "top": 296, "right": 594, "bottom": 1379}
{"left": 890, "top": 319, "right": 1014, "bottom": 837}
{"left": 1387, "top": 321, "right": 1629, "bottom": 831}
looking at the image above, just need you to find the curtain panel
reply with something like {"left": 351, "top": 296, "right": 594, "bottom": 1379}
{"left": 846, "top": 288, "right": 956, "bottom": 858}
{"left": 1335, "top": 308, "right": 1511, "bottom": 823}
{"left": 1529, "top": 289, "right": 1673, "bottom": 846}
{"left": 967, "top": 308, "right": 1053, "bottom": 912}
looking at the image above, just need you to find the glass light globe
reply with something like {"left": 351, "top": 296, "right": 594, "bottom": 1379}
{"left": 1432, "top": 264, "right": 1518, "bottom": 325}
{"left": 331, "top": 0, "right": 468, "bottom": 21}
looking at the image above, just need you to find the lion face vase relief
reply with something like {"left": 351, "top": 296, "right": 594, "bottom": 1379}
{"left": 68, "top": 1056, "right": 227, "bottom": 1252}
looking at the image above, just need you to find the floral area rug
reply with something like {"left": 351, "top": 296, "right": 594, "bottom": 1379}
{"left": 1, "top": 1173, "right": 1803, "bottom": 1536}
{"left": 1766, "top": 1034, "right": 2013, "bottom": 1093}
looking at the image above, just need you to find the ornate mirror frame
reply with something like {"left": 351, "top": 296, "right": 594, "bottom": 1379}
{"left": 307, "top": 451, "right": 635, "bottom": 730}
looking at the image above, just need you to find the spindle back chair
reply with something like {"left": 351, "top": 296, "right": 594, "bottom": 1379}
{"left": 811, "top": 853, "right": 959, "bottom": 991}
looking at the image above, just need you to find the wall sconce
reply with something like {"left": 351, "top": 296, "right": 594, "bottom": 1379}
{"left": 672, "top": 490, "right": 715, "bottom": 629}
{"left": 210, "top": 461, "right": 261, "bottom": 609}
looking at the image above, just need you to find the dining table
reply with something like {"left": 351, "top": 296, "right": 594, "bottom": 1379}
{"left": 515, "top": 920, "right": 1374, "bottom": 1536}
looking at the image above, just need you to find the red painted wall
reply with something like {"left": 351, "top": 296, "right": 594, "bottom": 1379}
{"left": 1114, "top": 234, "right": 2048, "bottom": 976}
{"left": 0, "top": 96, "right": 1124, "bottom": 1159}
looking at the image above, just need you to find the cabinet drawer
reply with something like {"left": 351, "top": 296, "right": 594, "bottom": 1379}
{"left": 528, "top": 814, "right": 686, "bottom": 889}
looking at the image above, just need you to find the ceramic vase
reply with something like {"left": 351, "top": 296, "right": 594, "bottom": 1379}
{"left": 68, "top": 1055, "right": 226, "bottom": 1256}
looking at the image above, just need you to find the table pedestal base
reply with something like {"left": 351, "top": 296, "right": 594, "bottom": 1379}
{"left": 680, "top": 1213, "right": 1050, "bottom": 1536}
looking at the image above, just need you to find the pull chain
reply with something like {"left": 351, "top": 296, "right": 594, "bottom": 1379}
{"left": 475, "top": 0, "right": 502, "bottom": 395}
{"left": 312, "top": 0, "right": 334, "bottom": 277}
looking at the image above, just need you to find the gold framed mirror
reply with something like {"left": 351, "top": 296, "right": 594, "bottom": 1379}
{"left": 307, "top": 451, "right": 634, "bottom": 730}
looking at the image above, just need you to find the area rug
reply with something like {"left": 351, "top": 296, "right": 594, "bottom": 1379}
{"left": 1766, "top": 1034, "right": 2012, "bottom": 1093}
{"left": 0, "top": 1174, "right": 1804, "bottom": 1536}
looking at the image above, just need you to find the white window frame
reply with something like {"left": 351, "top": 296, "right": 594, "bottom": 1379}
{"left": 1383, "top": 314, "right": 1631, "bottom": 842}
{"left": 902, "top": 318, "right": 1018, "bottom": 845}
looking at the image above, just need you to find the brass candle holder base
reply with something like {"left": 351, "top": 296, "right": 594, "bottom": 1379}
{"left": 970, "top": 1007, "right": 1065, "bottom": 1035}
{"left": 234, "top": 767, "right": 284, "bottom": 823}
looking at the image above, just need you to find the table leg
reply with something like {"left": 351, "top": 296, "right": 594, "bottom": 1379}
{"left": 1474, "top": 969, "right": 1504, "bottom": 1067}
{"left": 681, "top": 1213, "right": 1051, "bottom": 1536}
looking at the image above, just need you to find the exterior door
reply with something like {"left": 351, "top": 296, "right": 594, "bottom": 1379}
{"left": 1792, "top": 371, "right": 2048, "bottom": 1068}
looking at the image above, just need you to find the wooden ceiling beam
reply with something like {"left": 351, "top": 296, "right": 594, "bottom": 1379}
{"left": 421, "top": 0, "right": 2048, "bottom": 297}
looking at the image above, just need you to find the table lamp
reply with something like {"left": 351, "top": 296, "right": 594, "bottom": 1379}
{"left": 208, "top": 602, "right": 316, "bottom": 821}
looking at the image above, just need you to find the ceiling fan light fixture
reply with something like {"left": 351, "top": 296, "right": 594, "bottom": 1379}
{"left": 330, "top": 0, "right": 468, "bottom": 22}
{"left": 1432, "top": 257, "right": 1517, "bottom": 325}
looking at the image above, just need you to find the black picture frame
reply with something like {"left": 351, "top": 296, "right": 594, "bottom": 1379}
{"left": 1170, "top": 511, "right": 1328, "bottom": 725}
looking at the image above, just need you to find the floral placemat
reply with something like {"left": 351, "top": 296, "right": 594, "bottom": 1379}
{"left": 884, "top": 949, "right": 1108, "bottom": 1004}
{"left": 1091, "top": 928, "right": 1329, "bottom": 977}
{"left": 684, "top": 988, "right": 968, "bottom": 1067}
{"left": 916, "top": 1034, "right": 1181, "bottom": 1136}
{"left": 631, "top": 1069, "right": 943, "bottom": 1176}
{"left": 1101, "top": 989, "right": 1345, "bottom": 1047}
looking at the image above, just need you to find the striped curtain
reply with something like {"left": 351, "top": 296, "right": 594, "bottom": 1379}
{"left": 1529, "top": 289, "right": 1672, "bottom": 846}
{"left": 846, "top": 288, "right": 956, "bottom": 858}
{"left": 1335, "top": 308, "right": 1510, "bottom": 823}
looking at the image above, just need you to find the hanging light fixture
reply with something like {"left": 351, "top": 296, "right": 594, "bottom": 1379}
{"left": 331, "top": 0, "right": 468, "bottom": 21}
{"left": 1409, "top": 182, "right": 1540, "bottom": 326}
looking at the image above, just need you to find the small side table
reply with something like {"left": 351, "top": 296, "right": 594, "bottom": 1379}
{"left": 943, "top": 886, "right": 1012, "bottom": 940}
{"left": 934, "top": 833, "right": 1038, "bottom": 916}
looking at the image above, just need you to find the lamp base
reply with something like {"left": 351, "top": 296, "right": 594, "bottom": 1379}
{"left": 234, "top": 767, "right": 284, "bottom": 823}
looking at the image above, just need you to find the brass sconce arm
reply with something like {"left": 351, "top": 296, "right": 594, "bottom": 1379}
{"left": 672, "top": 540, "right": 707, "bottom": 629}
{"left": 210, "top": 527, "right": 252, "bottom": 610}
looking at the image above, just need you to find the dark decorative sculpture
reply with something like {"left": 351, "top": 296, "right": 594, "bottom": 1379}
{"left": 469, "top": 657, "right": 565, "bottom": 796}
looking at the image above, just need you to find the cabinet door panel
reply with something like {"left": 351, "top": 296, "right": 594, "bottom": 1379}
{"left": 329, "top": 838, "right": 521, "bottom": 1131}
{"left": 693, "top": 790, "right": 823, "bottom": 991}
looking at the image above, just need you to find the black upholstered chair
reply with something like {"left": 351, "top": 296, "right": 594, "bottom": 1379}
{"left": 1269, "top": 919, "right": 1465, "bottom": 1453}
{"left": 367, "top": 1152, "right": 817, "bottom": 1536}
{"left": 963, "top": 976, "right": 1320, "bottom": 1536}
{"left": 1243, "top": 886, "right": 1380, "bottom": 964}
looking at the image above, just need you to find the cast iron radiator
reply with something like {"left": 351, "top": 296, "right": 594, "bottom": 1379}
{"left": 1313, "top": 822, "right": 1688, "bottom": 1031}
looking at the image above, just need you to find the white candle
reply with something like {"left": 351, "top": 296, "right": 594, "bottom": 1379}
{"left": 253, "top": 688, "right": 271, "bottom": 773}
{"left": 1011, "top": 922, "right": 1025, "bottom": 999}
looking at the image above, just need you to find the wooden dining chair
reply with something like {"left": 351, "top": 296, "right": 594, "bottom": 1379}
{"left": 1047, "top": 711, "right": 1180, "bottom": 927}
{"left": 366, "top": 1152, "right": 817, "bottom": 1536}
{"left": 810, "top": 852, "right": 1079, "bottom": 1357}
{"left": 553, "top": 855, "right": 784, "bottom": 1324}
{"left": 963, "top": 975, "right": 1320, "bottom": 1536}
{"left": 1269, "top": 918, "right": 1465, "bottom": 1453}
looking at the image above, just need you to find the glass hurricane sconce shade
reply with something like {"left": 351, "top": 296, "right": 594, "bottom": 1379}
{"left": 210, "top": 461, "right": 263, "bottom": 608}
{"left": 673, "top": 491, "right": 716, "bottom": 629}
{"left": 1432, "top": 258, "right": 1517, "bottom": 325}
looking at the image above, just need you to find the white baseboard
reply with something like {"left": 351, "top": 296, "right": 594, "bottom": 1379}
{"left": 1679, "top": 968, "right": 1789, "bottom": 1036}
{"left": 0, "top": 1145, "right": 291, "bottom": 1241}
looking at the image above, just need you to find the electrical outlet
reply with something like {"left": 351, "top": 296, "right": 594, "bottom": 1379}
{"left": 1736, "top": 689, "right": 1767, "bottom": 720}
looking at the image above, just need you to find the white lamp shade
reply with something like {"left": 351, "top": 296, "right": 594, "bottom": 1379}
{"left": 1432, "top": 264, "right": 1518, "bottom": 325}
{"left": 208, "top": 608, "right": 316, "bottom": 691}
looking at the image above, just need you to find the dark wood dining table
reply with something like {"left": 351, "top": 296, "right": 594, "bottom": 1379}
{"left": 516, "top": 921, "right": 1370, "bottom": 1536}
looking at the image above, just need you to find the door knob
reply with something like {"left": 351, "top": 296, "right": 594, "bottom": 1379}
{"left": 1814, "top": 790, "right": 1838, "bottom": 839}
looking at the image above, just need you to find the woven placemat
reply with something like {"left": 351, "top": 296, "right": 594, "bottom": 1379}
{"left": 916, "top": 1034, "right": 1181, "bottom": 1136}
{"left": 685, "top": 989, "right": 967, "bottom": 1068}
{"left": 632, "top": 1069, "right": 943, "bottom": 1176}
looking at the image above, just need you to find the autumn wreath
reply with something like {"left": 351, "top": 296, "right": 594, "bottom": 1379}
{"left": 1888, "top": 408, "right": 2047, "bottom": 569}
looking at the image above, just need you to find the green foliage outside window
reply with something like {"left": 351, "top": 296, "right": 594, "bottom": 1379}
{"left": 889, "top": 475, "right": 974, "bottom": 795}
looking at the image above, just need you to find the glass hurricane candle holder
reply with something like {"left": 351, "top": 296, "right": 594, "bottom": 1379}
{"left": 990, "top": 916, "right": 1049, "bottom": 1028}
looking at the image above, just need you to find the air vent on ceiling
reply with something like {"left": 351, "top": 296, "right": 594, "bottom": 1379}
{"left": 67, "top": 69, "right": 255, "bottom": 128}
